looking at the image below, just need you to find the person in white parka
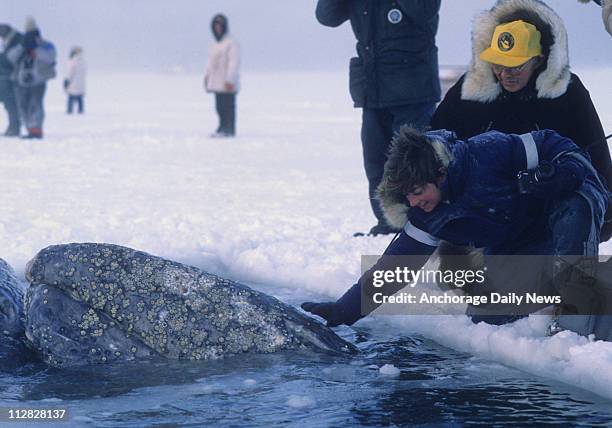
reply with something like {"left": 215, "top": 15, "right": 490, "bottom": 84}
{"left": 64, "top": 46, "right": 86, "bottom": 114}
{"left": 204, "top": 14, "right": 240, "bottom": 138}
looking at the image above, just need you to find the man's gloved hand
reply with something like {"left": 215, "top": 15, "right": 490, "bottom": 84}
{"left": 301, "top": 302, "right": 348, "bottom": 327}
{"left": 518, "top": 160, "right": 585, "bottom": 199}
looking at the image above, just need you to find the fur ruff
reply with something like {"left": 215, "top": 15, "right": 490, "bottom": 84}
{"left": 376, "top": 131, "right": 453, "bottom": 230}
{"left": 462, "top": 0, "right": 571, "bottom": 102}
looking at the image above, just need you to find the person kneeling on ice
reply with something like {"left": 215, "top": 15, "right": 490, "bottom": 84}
{"left": 302, "top": 127, "right": 611, "bottom": 339}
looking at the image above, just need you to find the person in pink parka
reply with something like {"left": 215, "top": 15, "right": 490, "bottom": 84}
{"left": 204, "top": 14, "right": 240, "bottom": 138}
{"left": 64, "top": 46, "right": 86, "bottom": 114}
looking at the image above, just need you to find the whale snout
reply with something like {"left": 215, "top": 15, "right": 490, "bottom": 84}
{"left": 0, "top": 290, "right": 20, "bottom": 333}
{"left": 0, "top": 259, "right": 25, "bottom": 338}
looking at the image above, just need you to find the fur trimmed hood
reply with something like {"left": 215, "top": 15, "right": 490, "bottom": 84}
{"left": 462, "top": 0, "right": 571, "bottom": 102}
{"left": 376, "top": 129, "right": 455, "bottom": 230}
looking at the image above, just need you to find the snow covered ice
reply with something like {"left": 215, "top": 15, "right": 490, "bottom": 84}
{"left": 1, "top": 67, "right": 612, "bottom": 408}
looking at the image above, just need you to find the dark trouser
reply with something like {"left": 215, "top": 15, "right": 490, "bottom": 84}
{"left": 361, "top": 102, "right": 436, "bottom": 227}
{"left": 0, "top": 80, "right": 21, "bottom": 134}
{"left": 15, "top": 83, "right": 46, "bottom": 131}
{"left": 469, "top": 192, "right": 606, "bottom": 331}
{"left": 215, "top": 92, "right": 236, "bottom": 136}
{"left": 549, "top": 193, "right": 602, "bottom": 256}
{"left": 67, "top": 95, "right": 84, "bottom": 114}
{"left": 549, "top": 191, "right": 607, "bottom": 337}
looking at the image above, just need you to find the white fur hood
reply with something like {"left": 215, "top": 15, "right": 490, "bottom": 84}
{"left": 461, "top": 0, "right": 571, "bottom": 102}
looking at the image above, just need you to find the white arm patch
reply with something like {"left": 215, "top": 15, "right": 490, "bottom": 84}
{"left": 519, "top": 132, "right": 539, "bottom": 170}
{"left": 404, "top": 222, "right": 440, "bottom": 247}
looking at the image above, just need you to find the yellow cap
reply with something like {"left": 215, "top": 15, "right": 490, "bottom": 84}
{"left": 479, "top": 20, "right": 542, "bottom": 67}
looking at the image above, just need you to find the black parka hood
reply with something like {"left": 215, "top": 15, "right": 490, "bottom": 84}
{"left": 211, "top": 14, "right": 228, "bottom": 41}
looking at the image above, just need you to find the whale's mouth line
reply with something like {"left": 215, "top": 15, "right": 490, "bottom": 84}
{"left": 283, "top": 318, "right": 358, "bottom": 355}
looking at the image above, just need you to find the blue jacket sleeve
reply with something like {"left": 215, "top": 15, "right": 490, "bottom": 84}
{"left": 536, "top": 129, "right": 589, "bottom": 186}
{"left": 334, "top": 230, "right": 437, "bottom": 325}
{"left": 515, "top": 130, "right": 590, "bottom": 199}
{"left": 510, "top": 130, "right": 587, "bottom": 174}
{"left": 315, "top": 0, "right": 351, "bottom": 27}
{"left": 532, "top": 129, "right": 582, "bottom": 163}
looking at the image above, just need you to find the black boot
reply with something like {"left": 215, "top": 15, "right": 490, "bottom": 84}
{"left": 4, "top": 128, "right": 20, "bottom": 137}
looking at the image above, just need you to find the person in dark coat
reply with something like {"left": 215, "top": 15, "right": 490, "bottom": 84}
{"left": 431, "top": 0, "right": 612, "bottom": 241}
{"left": 315, "top": 0, "right": 441, "bottom": 236}
{"left": 302, "top": 126, "right": 610, "bottom": 340}
{"left": 13, "top": 17, "right": 56, "bottom": 140}
{"left": 0, "top": 24, "right": 23, "bottom": 137}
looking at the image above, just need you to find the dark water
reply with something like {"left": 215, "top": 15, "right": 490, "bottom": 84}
{"left": 1, "top": 328, "right": 612, "bottom": 427}
{"left": 2, "top": 281, "right": 612, "bottom": 427}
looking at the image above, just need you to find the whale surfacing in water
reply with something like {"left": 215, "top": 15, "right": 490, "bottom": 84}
{"left": 0, "top": 259, "right": 35, "bottom": 369}
{"left": 25, "top": 243, "right": 356, "bottom": 367}
{"left": 0, "top": 259, "right": 24, "bottom": 338}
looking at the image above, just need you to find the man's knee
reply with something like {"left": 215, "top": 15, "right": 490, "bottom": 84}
{"left": 550, "top": 194, "right": 593, "bottom": 233}
{"left": 550, "top": 194, "right": 600, "bottom": 255}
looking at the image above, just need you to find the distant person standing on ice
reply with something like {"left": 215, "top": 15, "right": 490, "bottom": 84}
{"left": 64, "top": 46, "right": 86, "bottom": 114}
{"left": 316, "top": 0, "right": 441, "bottom": 236}
{"left": 0, "top": 24, "right": 23, "bottom": 137}
{"left": 14, "top": 17, "right": 56, "bottom": 139}
{"left": 204, "top": 14, "right": 240, "bottom": 138}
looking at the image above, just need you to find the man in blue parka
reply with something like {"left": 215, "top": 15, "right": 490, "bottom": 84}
{"left": 315, "top": 0, "right": 441, "bottom": 236}
{"left": 303, "top": 127, "right": 610, "bottom": 339}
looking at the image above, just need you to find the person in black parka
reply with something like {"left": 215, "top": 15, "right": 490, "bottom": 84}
{"left": 431, "top": 0, "right": 612, "bottom": 241}
{"left": 316, "top": 0, "right": 441, "bottom": 236}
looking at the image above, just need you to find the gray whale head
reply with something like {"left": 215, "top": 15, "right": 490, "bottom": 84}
{"left": 0, "top": 258, "right": 36, "bottom": 369}
{"left": 25, "top": 243, "right": 357, "bottom": 367}
{"left": 0, "top": 259, "right": 25, "bottom": 338}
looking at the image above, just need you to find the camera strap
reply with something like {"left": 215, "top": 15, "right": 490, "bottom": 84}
{"left": 519, "top": 133, "right": 538, "bottom": 170}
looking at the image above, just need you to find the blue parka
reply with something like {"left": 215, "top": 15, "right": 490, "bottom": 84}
{"left": 316, "top": 0, "right": 441, "bottom": 108}
{"left": 335, "top": 129, "right": 610, "bottom": 324}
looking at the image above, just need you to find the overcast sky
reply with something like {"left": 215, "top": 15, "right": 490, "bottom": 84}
{"left": 2, "top": 0, "right": 609, "bottom": 73}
